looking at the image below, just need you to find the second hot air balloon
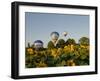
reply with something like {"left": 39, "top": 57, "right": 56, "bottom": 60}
{"left": 50, "top": 31, "right": 59, "bottom": 44}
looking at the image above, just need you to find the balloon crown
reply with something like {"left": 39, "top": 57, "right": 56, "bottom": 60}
{"left": 34, "top": 40, "right": 43, "bottom": 44}
{"left": 50, "top": 31, "right": 59, "bottom": 37}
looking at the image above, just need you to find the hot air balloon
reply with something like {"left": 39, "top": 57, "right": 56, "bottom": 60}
{"left": 50, "top": 31, "right": 59, "bottom": 44}
{"left": 63, "top": 31, "right": 68, "bottom": 37}
{"left": 34, "top": 40, "right": 43, "bottom": 49}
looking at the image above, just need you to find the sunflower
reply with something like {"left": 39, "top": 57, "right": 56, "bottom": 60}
{"left": 36, "top": 61, "right": 47, "bottom": 67}
{"left": 27, "top": 48, "right": 34, "bottom": 54}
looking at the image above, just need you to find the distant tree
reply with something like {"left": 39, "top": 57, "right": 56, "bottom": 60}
{"left": 31, "top": 44, "right": 34, "bottom": 48}
{"left": 66, "top": 38, "right": 76, "bottom": 45}
{"left": 57, "top": 39, "right": 65, "bottom": 48}
{"left": 79, "top": 37, "right": 89, "bottom": 45}
{"left": 47, "top": 41, "right": 55, "bottom": 49}
{"left": 28, "top": 42, "right": 31, "bottom": 48}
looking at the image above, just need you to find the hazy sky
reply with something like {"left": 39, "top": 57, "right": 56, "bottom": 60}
{"left": 25, "top": 12, "right": 89, "bottom": 47}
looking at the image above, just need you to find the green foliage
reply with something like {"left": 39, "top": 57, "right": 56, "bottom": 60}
{"left": 47, "top": 41, "right": 55, "bottom": 49}
{"left": 66, "top": 38, "right": 76, "bottom": 45}
{"left": 25, "top": 37, "right": 89, "bottom": 68}
{"left": 57, "top": 39, "right": 65, "bottom": 48}
{"left": 79, "top": 37, "right": 89, "bottom": 45}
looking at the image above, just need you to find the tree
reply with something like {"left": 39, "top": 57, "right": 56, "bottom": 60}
{"left": 79, "top": 37, "right": 89, "bottom": 45}
{"left": 27, "top": 42, "right": 31, "bottom": 48}
{"left": 47, "top": 41, "right": 55, "bottom": 49}
{"left": 57, "top": 39, "right": 65, "bottom": 48}
{"left": 66, "top": 38, "right": 76, "bottom": 45}
{"left": 31, "top": 44, "right": 35, "bottom": 49}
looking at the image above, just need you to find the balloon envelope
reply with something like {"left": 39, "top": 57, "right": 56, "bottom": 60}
{"left": 51, "top": 31, "right": 59, "bottom": 40}
{"left": 63, "top": 31, "right": 67, "bottom": 36}
{"left": 34, "top": 40, "right": 43, "bottom": 49}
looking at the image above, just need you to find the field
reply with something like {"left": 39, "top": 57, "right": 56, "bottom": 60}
{"left": 25, "top": 37, "right": 89, "bottom": 68}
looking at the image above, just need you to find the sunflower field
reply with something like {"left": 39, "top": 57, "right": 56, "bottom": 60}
{"left": 25, "top": 37, "right": 89, "bottom": 68}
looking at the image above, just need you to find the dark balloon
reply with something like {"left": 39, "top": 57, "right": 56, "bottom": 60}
{"left": 34, "top": 40, "right": 43, "bottom": 44}
{"left": 34, "top": 40, "right": 43, "bottom": 49}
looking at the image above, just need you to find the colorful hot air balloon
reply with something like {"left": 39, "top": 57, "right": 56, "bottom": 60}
{"left": 34, "top": 40, "right": 43, "bottom": 49}
{"left": 50, "top": 31, "right": 59, "bottom": 44}
{"left": 63, "top": 31, "right": 68, "bottom": 37}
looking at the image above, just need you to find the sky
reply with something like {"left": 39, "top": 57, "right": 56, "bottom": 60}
{"left": 25, "top": 12, "right": 89, "bottom": 47}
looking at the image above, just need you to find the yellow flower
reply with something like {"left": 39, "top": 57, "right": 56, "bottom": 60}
{"left": 36, "top": 62, "right": 47, "bottom": 67}
{"left": 80, "top": 45, "right": 86, "bottom": 48}
{"left": 51, "top": 49, "right": 58, "bottom": 57}
{"left": 86, "top": 46, "right": 89, "bottom": 50}
{"left": 66, "top": 60, "right": 76, "bottom": 66}
{"left": 70, "top": 45, "right": 74, "bottom": 51}
{"left": 64, "top": 46, "right": 70, "bottom": 52}
{"left": 64, "top": 46, "right": 68, "bottom": 49}
{"left": 57, "top": 48, "right": 63, "bottom": 55}
{"left": 27, "top": 48, "right": 34, "bottom": 54}
{"left": 71, "top": 63, "right": 76, "bottom": 66}
{"left": 64, "top": 45, "right": 74, "bottom": 52}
